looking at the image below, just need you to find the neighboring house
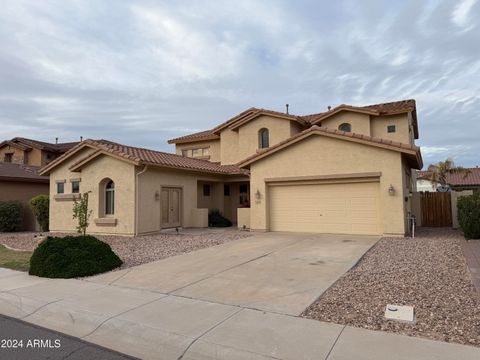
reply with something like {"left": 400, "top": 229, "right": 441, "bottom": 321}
{"left": 416, "top": 168, "right": 480, "bottom": 192}
{"left": 0, "top": 163, "right": 49, "bottom": 231}
{"left": 0, "top": 137, "right": 78, "bottom": 166}
{"left": 40, "top": 99, "right": 422, "bottom": 236}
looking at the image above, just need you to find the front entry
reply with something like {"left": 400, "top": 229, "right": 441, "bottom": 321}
{"left": 161, "top": 187, "right": 182, "bottom": 228}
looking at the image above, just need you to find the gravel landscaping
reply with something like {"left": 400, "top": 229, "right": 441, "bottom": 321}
{"left": 302, "top": 228, "right": 480, "bottom": 347}
{"left": 0, "top": 229, "right": 251, "bottom": 269}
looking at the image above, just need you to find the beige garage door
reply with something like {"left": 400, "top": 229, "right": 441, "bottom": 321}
{"left": 269, "top": 181, "right": 381, "bottom": 235}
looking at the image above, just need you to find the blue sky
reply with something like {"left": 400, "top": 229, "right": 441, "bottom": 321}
{"left": 0, "top": 0, "right": 479, "bottom": 167}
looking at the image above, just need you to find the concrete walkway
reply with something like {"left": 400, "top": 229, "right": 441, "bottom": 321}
{"left": 0, "top": 233, "right": 479, "bottom": 359}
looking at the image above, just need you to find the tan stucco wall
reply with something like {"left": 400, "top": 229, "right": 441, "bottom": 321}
{"left": 237, "top": 208, "right": 250, "bottom": 230}
{"left": 0, "top": 146, "right": 26, "bottom": 165}
{"left": 320, "top": 112, "right": 371, "bottom": 135}
{"left": 175, "top": 139, "right": 221, "bottom": 163}
{"left": 220, "top": 115, "right": 301, "bottom": 164}
{"left": 248, "top": 135, "right": 408, "bottom": 235}
{"left": 371, "top": 113, "right": 411, "bottom": 144}
{"left": 0, "top": 180, "right": 49, "bottom": 231}
{"left": 137, "top": 168, "right": 223, "bottom": 234}
{"left": 49, "top": 149, "right": 136, "bottom": 235}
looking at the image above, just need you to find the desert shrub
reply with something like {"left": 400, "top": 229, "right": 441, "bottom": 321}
{"left": 0, "top": 201, "right": 22, "bottom": 232}
{"left": 208, "top": 209, "right": 232, "bottom": 227}
{"left": 30, "top": 195, "right": 49, "bottom": 231}
{"left": 29, "top": 235, "right": 122, "bottom": 278}
{"left": 458, "top": 193, "right": 480, "bottom": 239}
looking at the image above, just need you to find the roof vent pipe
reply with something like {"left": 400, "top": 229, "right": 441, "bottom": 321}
{"left": 328, "top": 106, "right": 331, "bottom": 111}
{"left": 80, "top": 136, "right": 83, "bottom": 142}
{"left": 285, "top": 104, "right": 289, "bottom": 114}
{"left": 55, "top": 137, "right": 58, "bottom": 144}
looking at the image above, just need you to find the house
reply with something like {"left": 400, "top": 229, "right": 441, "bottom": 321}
{"left": 416, "top": 168, "right": 480, "bottom": 193}
{"left": 40, "top": 99, "right": 422, "bottom": 236}
{"left": 0, "top": 137, "right": 78, "bottom": 166}
{"left": 0, "top": 163, "right": 49, "bottom": 230}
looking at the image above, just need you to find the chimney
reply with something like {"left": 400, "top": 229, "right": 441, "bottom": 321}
{"left": 285, "top": 104, "right": 289, "bottom": 114}
{"left": 80, "top": 136, "right": 83, "bottom": 142}
{"left": 328, "top": 106, "right": 331, "bottom": 111}
{"left": 55, "top": 137, "right": 58, "bottom": 144}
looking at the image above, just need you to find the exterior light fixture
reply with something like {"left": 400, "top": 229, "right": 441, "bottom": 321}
{"left": 388, "top": 184, "right": 395, "bottom": 196}
{"left": 255, "top": 190, "right": 261, "bottom": 200}
{"left": 155, "top": 191, "right": 160, "bottom": 201}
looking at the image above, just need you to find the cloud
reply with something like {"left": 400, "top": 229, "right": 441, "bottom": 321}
{"left": 0, "top": 0, "right": 479, "bottom": 167}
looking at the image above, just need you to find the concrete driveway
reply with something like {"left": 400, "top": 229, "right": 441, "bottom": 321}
{"left": 2, "top": 233, "right": 480, "bottom": 359}
{"left": 89, "top": 232, "right": 379, "bottom": 315}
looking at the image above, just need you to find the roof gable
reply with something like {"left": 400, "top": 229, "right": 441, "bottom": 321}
{"left": 238, "top": 126, "right": 422, "bottom": 169}
{"left": 40, "top": 139, "right": 248, "bottom": 176}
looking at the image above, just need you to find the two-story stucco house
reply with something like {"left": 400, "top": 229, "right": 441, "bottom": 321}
{"left": 40, "top": 99, "right": 422, "bottom": 236}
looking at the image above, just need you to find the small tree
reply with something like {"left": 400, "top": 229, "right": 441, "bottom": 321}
{"left": 425, "top": 158, "right": 470, "bottom": 189}
{"left": 72, "top": 192, "right": 92, "bottom": 236}
{"left": 30, "top": 195, "right": 49, "bottom": 231}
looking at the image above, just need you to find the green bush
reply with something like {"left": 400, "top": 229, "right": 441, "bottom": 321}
{"left": 458, "top": 193, "right": 480, "bottom": 239}
{"left": 208, "top": 209, "right": 232, "bottom": 227}
{"left": 0, "top": 201, "right": 22, "bottom": 232}
{"left": 30, "top": 195, "right": 49, "bottom": 232}
{"left": 29, "top": 235, "right": 122, "bottom": 278}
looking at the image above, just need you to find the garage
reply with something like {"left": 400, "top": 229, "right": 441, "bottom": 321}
{"left": 268, "top": 181, "right": 381, "bottom": 235}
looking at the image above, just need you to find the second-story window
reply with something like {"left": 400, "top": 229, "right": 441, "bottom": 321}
{"left": 71, "top": 180, "right": 80, "bottom": 194}
{"left": 57, "top": 182, "right": 64, "bottom": 194}
{"left": 4, "top": 153, "right": 12, "bottom": 163}
{"left": 259, "top": 128, "right": 269, "bottom": 148}
{"left": 338, "top": 123, "right": 351, "bottom": 132}
{"left": 387, "top": 125, "right": 396, "bottom": 133}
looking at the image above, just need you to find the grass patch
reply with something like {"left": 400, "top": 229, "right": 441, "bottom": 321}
{"left": 0, "top": 244, "right": 32, "bottom": 272}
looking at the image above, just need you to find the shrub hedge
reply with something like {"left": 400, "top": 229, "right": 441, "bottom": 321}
{"left": 208, "top": 209, "right": 232, "bottom": 227}
{"left": 0, "top": 201, "right": 22, "bottom": 232}
{"left": 30, "top": 195, "right": 49, "bottom": 232}
{"left": 458, "top": 193, "right": 480, "bottom": 239}
{"left": 29, "top": 235, "right": 122, "bottom": 278}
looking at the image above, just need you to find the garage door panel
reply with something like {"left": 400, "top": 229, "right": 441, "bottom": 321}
{"left": 269, "top": 182, "right": 381, "bottom": 235}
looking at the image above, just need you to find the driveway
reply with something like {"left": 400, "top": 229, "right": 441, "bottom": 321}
{"left": 88, "top": 232, "right": 379, "bottom": 315}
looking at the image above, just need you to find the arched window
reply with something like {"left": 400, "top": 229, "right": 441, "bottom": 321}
{"left": 338, "top": 123, "right": 352, "bottom": 132}
{"left": 259, "top": 128, "right": 269, "bottom": 148}
{"left": 105, "top": 180, "right": 115, "bottom": 215}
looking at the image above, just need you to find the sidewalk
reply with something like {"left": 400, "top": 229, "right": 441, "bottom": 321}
{"left": 0, "top": 268, "right": 479, "bottom": 360}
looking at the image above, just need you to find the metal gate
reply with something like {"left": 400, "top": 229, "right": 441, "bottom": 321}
{"left": 420, "top": 192, "right": 452, "bottom": 227}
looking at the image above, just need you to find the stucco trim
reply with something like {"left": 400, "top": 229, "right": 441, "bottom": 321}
{"left": 54, "top": 193, "right": 80, "bottom": 201}
{"left": 94, "top": 218, "right": 117, "bottom": 226}
{"left": 264, "top": 172, "right": 382, "bottom": 183}
{"left": 55, "top": 179, "right": 66, "bottom": 183}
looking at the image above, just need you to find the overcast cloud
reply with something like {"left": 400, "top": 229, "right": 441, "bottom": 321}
{"left": 0, "top": 0, "right": 479, "bottom": 167}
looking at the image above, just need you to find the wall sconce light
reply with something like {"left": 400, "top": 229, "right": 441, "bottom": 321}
{"left": 155, "top": 191, "right": 160, "bottom": 201}
{"left": 255, "top": 190, "right": 261, "bottom": 200}
{"left": 388, "top": 184, "right": 395, "bottom": 196}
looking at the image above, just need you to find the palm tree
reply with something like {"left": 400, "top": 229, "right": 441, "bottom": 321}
{"left": 425, "top": 158, "right": 470, "bottom": 189}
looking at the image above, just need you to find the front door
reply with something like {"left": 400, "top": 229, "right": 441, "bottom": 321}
{"left": 161, "top": 187, "right": 182, "bottom": 228}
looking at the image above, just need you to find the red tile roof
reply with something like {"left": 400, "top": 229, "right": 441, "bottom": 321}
{"left": 417, "top": 168, "right": 480, "bottom": 187}
{"left": 0, "top": 163, "right": 48, "bottom": 183}
{"left": 167, "top": 99, "right": 419, "bottom": 144}
{"left": 41, "top": 139, "right": 248, "bottom": 176}
{"left": 238, "top": 125, "right": 422, "bottom": 169}
{"left": 0, "top": 137, "right": 78, "bottom": 153}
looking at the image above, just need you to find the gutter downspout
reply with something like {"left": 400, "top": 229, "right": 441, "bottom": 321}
{"left": 135, "top": 164, "right": 148, "bottom": 236}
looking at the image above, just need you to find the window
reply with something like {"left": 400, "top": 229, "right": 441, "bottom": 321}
{"left": 239, "top": 184, "right": 249, "bottom": 205}
{"left": 338, "top": 123, "right": 351, "bottom": 132}
{"left": 71, "top": 181, "right": 80, "bottom": 194}
{"left": 192, "top": 148, "right": 202, "bottom": 157}
{"left": 182, "top": 147, "right": 209, "bottom": 158}
{"left": 387, "top": 125, "right": 396, "bottom": 133}
{"left": 224, "top": 184, "right": 230, "bottom": 196}
{"left": 105, "top": 180, "right": 115, "bottom": 215}
{"left": 3, "top": 153, "right": 12, "bottom": 163}
{"left": 57, "top": 182, "right": 64, "bottom": 194}
{"left": 259, "top": 128, "right": 269, "bottom": 148}
{"left": 202, "top": 147, "right": 210, "bottom": 156}
{"left": 181, "top": 149, "right": 189, "bottom": 157}
{"left": 203, "top": 184, "right": 211, "bottom": 196}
